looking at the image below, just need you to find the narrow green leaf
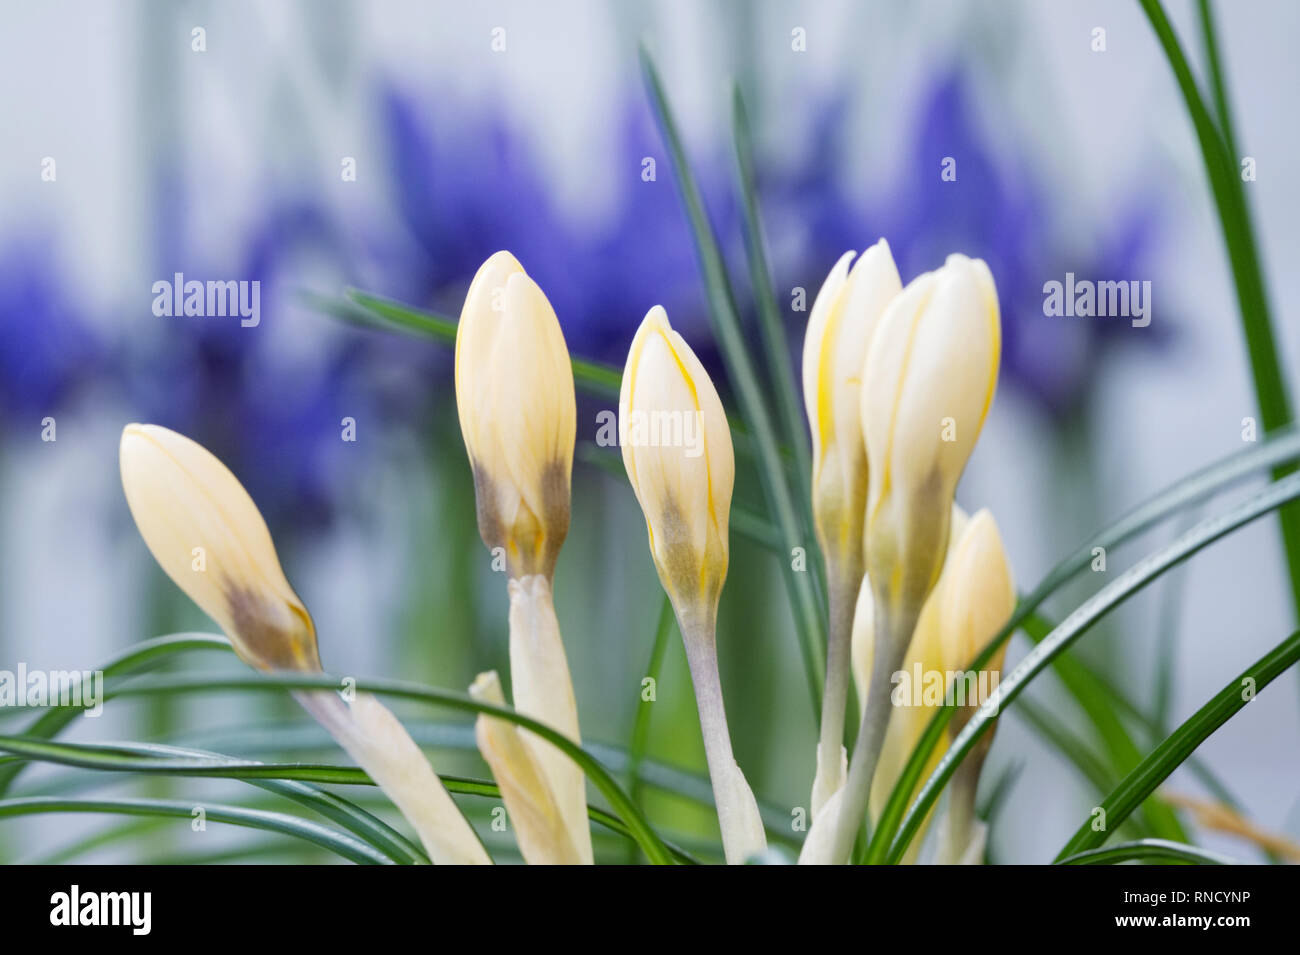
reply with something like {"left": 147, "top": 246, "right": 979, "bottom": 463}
{"left": 730, "top": 85, "right": 814, "bottom": 526}
{"left": 0, "top": 796, "right": 392, "bottom": 865}
{"left": 1055, "top": 629, "right": 1300, "bottom": 860}
{"left": 0, "top": 633, "right": 231, "bottom": 797}
{"left": 1139, "top": 0, "right": 1300, "bottom": 624}
{"left": 1058, "top": 838, "right": 1236, "bottom": 866}
{"left": 33, "top": 671, "right": 676, "bottom": 865}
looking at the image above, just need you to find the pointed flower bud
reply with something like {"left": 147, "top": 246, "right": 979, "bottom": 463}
{"left": 802, "top": 239, "right": 903, "bottom": 817}
{"left": 119, "top": 423, "right": 320, "bottom": 673}
{"left": 619, "top": 305, "right": 734, "bottom": 622}
{"left": 803, "top": 239, "right": 902, "bottom": 565}
{"left": 861, "top": 253, "right": 1000, "bottom": 624}
{"left": 619, "top": 306, "right": 765, "bottom": 864}
{"left": 470, "top": 671, "right": 584, "bottom": 865}
{"left": 121, "top": 424, "right": 490, "bottom": 865}
{"left": 455, "top": 251, "right": 576, "bottom": 580}
{"left": 506, "top": 575, "right": 593, "bottom": 863}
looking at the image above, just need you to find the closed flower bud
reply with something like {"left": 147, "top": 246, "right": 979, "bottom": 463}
{"left": 470, "top": 670, "right": 584, "bottom": 865}
{"left": 860, "top": 253, "right": 999, "bottom": 623}
{"left": 619, "top": 305, "right": 734, "bottom": 623}
{"left": 620, "top": 306, "right": 765, "bottom": 864}
{"left": 119, "top": 423, "right": 319, "bottom": 673}
{"left": 122, "top": 423, "right": 489, "bottom": 864}
{"left": 938, "top": 509, "right": 1016, "bottom": 733}
{"left": 802, "top": 239, "right": 903, "bottom": 816}
{"left": 803, "top": 239, "right": 903, "bottom": 565}
{"left": 455, "top": 251, "right": 576, "bottom": 580}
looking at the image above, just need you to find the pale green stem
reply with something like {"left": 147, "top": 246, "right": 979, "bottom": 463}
{"left": 678, "top": 608, "right": 768, "bottom": 865}
{"left": 935, "top": 755, "right": 983, "bottom": 864}
{"left": 812, "top": 560, "right": 861, "bottom": 814}
{"left": 826, "top": 596, "right": 920, "bottom": 864}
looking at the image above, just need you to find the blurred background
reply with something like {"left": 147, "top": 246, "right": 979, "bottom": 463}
{"left": 1, "top": 0, "right": 1298, "bottom": 863}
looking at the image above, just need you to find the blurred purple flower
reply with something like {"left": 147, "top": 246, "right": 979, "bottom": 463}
{"left": 0, "top": 238, "right": 102, "bottom": 421}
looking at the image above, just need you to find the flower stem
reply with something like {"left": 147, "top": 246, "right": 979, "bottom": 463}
{"left": 678, "top": 611, "right": 768, "bottom": 864}
{"left": 826, "top": 597, "right": 920, "bottom": 864}
{"left": 295, "top": 689, "right": 492, "bottom": 865}
{"left": 812, "top": 563, "right": 859, "bottom": 814}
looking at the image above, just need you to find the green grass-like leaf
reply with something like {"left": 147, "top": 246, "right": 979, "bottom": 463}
{"left": 1058, "top": 838, "right": 1236, "bottom": 866}
{"left": 1055, "top": 628, "right": 1300, "bottom": 861}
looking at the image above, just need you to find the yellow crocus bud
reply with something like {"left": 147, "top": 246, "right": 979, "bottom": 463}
{"left": 507, "top": 575, "right": 593, "bottom": 863}
{"left": 933, "top": 509, "right": 1015, "bottom": 865}
{"left": 802, "top": 239, "right": 903, "bottom": 816}
{"left": 619, "top": 306, "right": 765, "bottom": 865}
{"left": 469, "top": 671, "right": 583, "bottom": 865}
{"left": 121, "top": 424, "right": 490, "bottom": 865}
{"left": 119, "top": 423, "right": 319, "bottom": 673}
{"left": 826, "top": 253, "right": 1001, "bottom": 865}
{"left": 619, "top": 305, "right": 734, "bottom": 623}
{"left": 455, "top": 251, "right": 576, "bottom": 581}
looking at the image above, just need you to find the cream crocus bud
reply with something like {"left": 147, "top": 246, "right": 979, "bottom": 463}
{"left": 119, "top": 423, "right": 320, "bottom": 673}
{"left": 455, "top": 251, "right": 576, "bottom": 581}
{"left": 934, "top": 509, "right": 1015, "bottom": 866}
{"left": 860, "top": 253, "right": 1000, "bottom": 634}
{"left": 826, "top": 255, "right": 1000, "bottom": 864}
{"left": 619, "top": 305, "right": 734, "bottom": 623}
{"left": 121, "top": 424, "right": 490, "bottom": 865}
{"left": 802, "top": 239, "right": 903, "bottom": 816}
{"left": 803, "top": 240, "right": 903, "bottom": 566}
{"left": 470, "top": 671, "right": 584, "bottom": 865}
{"left": 507, "top": 575, "right": 593, "bottom": 864}
{"left": 619, "top": 306, "right": 765, "bottom": 865}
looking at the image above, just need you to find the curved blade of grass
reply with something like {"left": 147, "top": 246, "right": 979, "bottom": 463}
{"left": 880, "top": 470, "right": 1300, "bottom": 864}
{"left": 1013, "top": 697, "right": 1116, "bottom": 795}
{"left": 641, "top": 44, "right": 826, "bottom": 714}
{"left": 0, "top": 795, "right": 392, "bottom": 865}
{"left": 730, "top": 85, "right": 813, "bottom": 522}
{"left": 627, "top": 597, "right": 676, "bottom": 802}
{"left": 1139, "top": 0, "right": 1300, "bottom": 622}
{"left": 0, "top": 735, "right": 700, "bottom": 865}
{"left": 174, "top": 718, "right": 802, "bottom": 849}
{"left": 867, "top": 428, "right": 1300, "bottom": 861}
{"left": 0, "top": 737, "right": 427, "bottom": 865}
{"left": 29, "top": 671, "right": 675, "bottom": 865}
{"left": 1058, "top": 838, "right": 1236, "bottom": 866}
{"left": 1055, "top": 629, "right": 1300, "bottom": 861}
{"left": 0, "top": 633, "right": 231, "bottom": 797}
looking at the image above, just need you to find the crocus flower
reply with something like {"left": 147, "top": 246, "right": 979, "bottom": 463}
{"left": 826, "top": 253, "right": 1001, "bottom": 864}
{"left": 119, "top": 423, "right": 489, "bottom": 865}
{"left": 455, "top": 252, "right": 592, "bottom": 863}
{"left": 620, "top": 305, "right": 766, "bottom": 864}
{"left": 455, "top": 251, "right": 576, "bottom": 581}
{"left": 802, "top": 239, "right": 903, "bottom": 816}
